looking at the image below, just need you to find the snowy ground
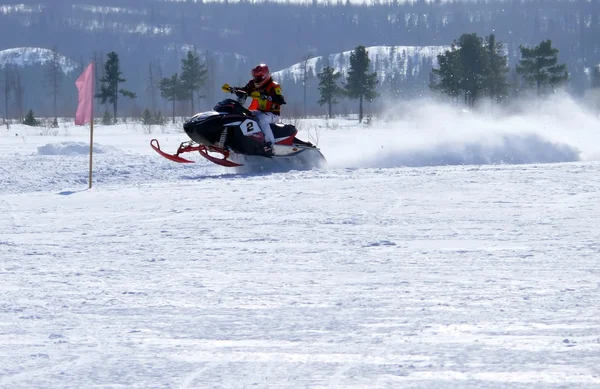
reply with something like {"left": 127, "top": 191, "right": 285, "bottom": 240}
{"left": 2, "top": 98, "right": 600, "bottom": 388}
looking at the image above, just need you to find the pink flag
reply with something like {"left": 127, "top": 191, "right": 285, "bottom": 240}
{"left": 75, "top": 63, "right": 94, "bottom": 125}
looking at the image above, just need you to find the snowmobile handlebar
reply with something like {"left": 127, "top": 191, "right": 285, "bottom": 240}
{"left": 221, "top": 83, "right": 248, "bottom": 103}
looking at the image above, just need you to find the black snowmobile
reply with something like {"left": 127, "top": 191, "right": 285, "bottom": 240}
{"left": 151, "top": 84, "right": 326, "bottom": 168}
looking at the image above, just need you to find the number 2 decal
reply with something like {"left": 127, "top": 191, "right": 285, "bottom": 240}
{"left": 240, "top": 119, "right": 260, "bottom": 136}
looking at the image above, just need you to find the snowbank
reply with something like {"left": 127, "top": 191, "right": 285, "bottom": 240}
{"left": 36, "top": 142, "right": 116, "bottom": 156}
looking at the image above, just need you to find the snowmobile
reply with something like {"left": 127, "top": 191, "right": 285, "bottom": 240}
{"left": 150, "top": 84, "right": 326, "bottom": 169}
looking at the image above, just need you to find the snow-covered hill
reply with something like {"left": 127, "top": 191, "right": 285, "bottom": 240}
{"left": 165, "top": 43, "right": 249, "bottom": 64}
{"left": 0, "top": 45, "right": 249, "bottom": 78}
{"left": 0, "top": 47, "right": 78, "bottom": 74}
{"left": 0, "top": 4, "right": 42, "bottom": 15}
{"left": 272, "top": 45, "right": 450, "bottom": 83}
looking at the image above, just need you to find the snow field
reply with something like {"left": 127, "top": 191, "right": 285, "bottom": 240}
{"left": 1, "top": 96, "right": 600, "bottom": 388}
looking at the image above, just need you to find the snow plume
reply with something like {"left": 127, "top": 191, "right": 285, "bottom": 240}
{"left": 325, "top": 92, "right": 600, "bottom": 169}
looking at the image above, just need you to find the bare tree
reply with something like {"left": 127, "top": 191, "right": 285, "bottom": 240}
{"left": 156, "top": 61, "right": 167, "bottom": 115}
{"left": 146, "top": 61, "right": 157, "bottom": 114}
{"left": 45, "top": 45, "right": 62, "bottom": 126}
{"left": 300, "top": 53, "right": 312, "bottom": 118}
{"left": 13, "top": 68, "right": 24, "bottom": 123}
{"left": 2, "top": 66, "right": 12, "bottom": 128}
{"left": 93, "top": 51, "right": 104, "bottom": 114}
{"left": 592, "top": 65, "right": 600, "bottom": 113}
{"left": 204, "top": 50, "right": 216, "bottom": 107}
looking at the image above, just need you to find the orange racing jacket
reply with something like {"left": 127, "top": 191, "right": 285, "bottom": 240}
{"left": 238, "top": 78, "right": 286, "bottom": 115}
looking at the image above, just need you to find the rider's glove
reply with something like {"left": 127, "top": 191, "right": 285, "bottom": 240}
{"left": 221, "top": 83, "right": 233, "bottom": 93}
{"left": 250, "top": 91, "right": 272, "bottom": 101}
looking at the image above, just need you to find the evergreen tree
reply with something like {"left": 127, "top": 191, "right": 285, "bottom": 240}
{"left": 483, "top": 34, "right": 509, "bottom": 103}
{"left": 23, "top": 109, "right": 38, "bottom": 126}
{"left": 516, "top": 39, "right": 569, "bottom": 96}
{"left": 343, "top": 45, "right": 378, "bottom": 123}
{"left": 180, "top": 50, "right": 207, "bottom": 115}
{"left": 44, "top": 45, "right": 62, "bottom": 125}
{"left": 142, "top": 108, "right": 153, "bottom": 126}
{"left": 431, "top": 33, "right": 508, "bottom": 106}
{"left": 317, "top": 65, "right": 343, "bottom": 118}
{"left": 431, "top": 44, "right": 461, "bottom": 103}
{"left": 96, "top": 51, "right": 137, "bottom": 123}
{"left": 455, "top": 33, "right": 486, "bottom": 106}
{"left": 159, "top": 73, "right": 184, "bottom": 124}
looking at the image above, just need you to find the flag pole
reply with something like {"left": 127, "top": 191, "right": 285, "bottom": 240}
{"left": 88, "top": 62, "right": 95, "bottom": 189}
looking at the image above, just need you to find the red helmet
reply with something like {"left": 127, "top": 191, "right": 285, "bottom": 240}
{"left": 251, "top": 64, "right": 271, "bottom": 89}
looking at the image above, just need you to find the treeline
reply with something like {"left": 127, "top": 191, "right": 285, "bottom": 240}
{"left": 94, "top": 49, "right": 216, "bottom": 125}
{"left": 314, "top": 37, "right": 600, "bottom": 120}
{"left": 0, "top": 48, "right": 215, "bottom": 127}
{"left": 1, "top": 47, "right": 67, "bottom": 127}
{"left": 429, "top": 34, "right": 569, "bottom": 106}
{"left": 4, "top": 38, "right": 600, "bottom": 127}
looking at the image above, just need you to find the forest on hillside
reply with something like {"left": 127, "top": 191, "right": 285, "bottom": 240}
{"left": 1, "top": 0, "right": 599, "bottom": 119}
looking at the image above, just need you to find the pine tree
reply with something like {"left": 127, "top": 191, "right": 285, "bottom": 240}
{"left": 159, "top": 73, "right": 184, "bottom": 124}
{"left": 483, "top": 34, "right": 509, "bottom": 103}
{"left": 44, "top": 45, "right": 62, "bottom": 125}
{"left": 180, "top": 50, "right": 207, "bottom": 115}
{"left": 142, "top": 108, "right": 152, "bottom": 125}
{"left": 23, "top": 109, "right": 38, "bottom": 126}
{"left": 96, "top": 52, "right": 137, "bottom": 123}
{"left": 517, "top": 39, "right": 568, "bottom": 96}
{"left": 344, "top": 45, "right": 378, "bottom": 123}
{"left": 430, "top": 44, "right": 461, "bottom": 103}
{"left": 456, "top": 33, "right": 486, "bottom": 107}
{"left": 431, "top": 33, "right": 508, "bottom": 107}
{"left": 317, "top": 65, "right": 343, "bottom": 118}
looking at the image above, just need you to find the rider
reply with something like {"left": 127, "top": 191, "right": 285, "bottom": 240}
{"left": 235, "top": 64, "right": 286, "bottom": 154}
